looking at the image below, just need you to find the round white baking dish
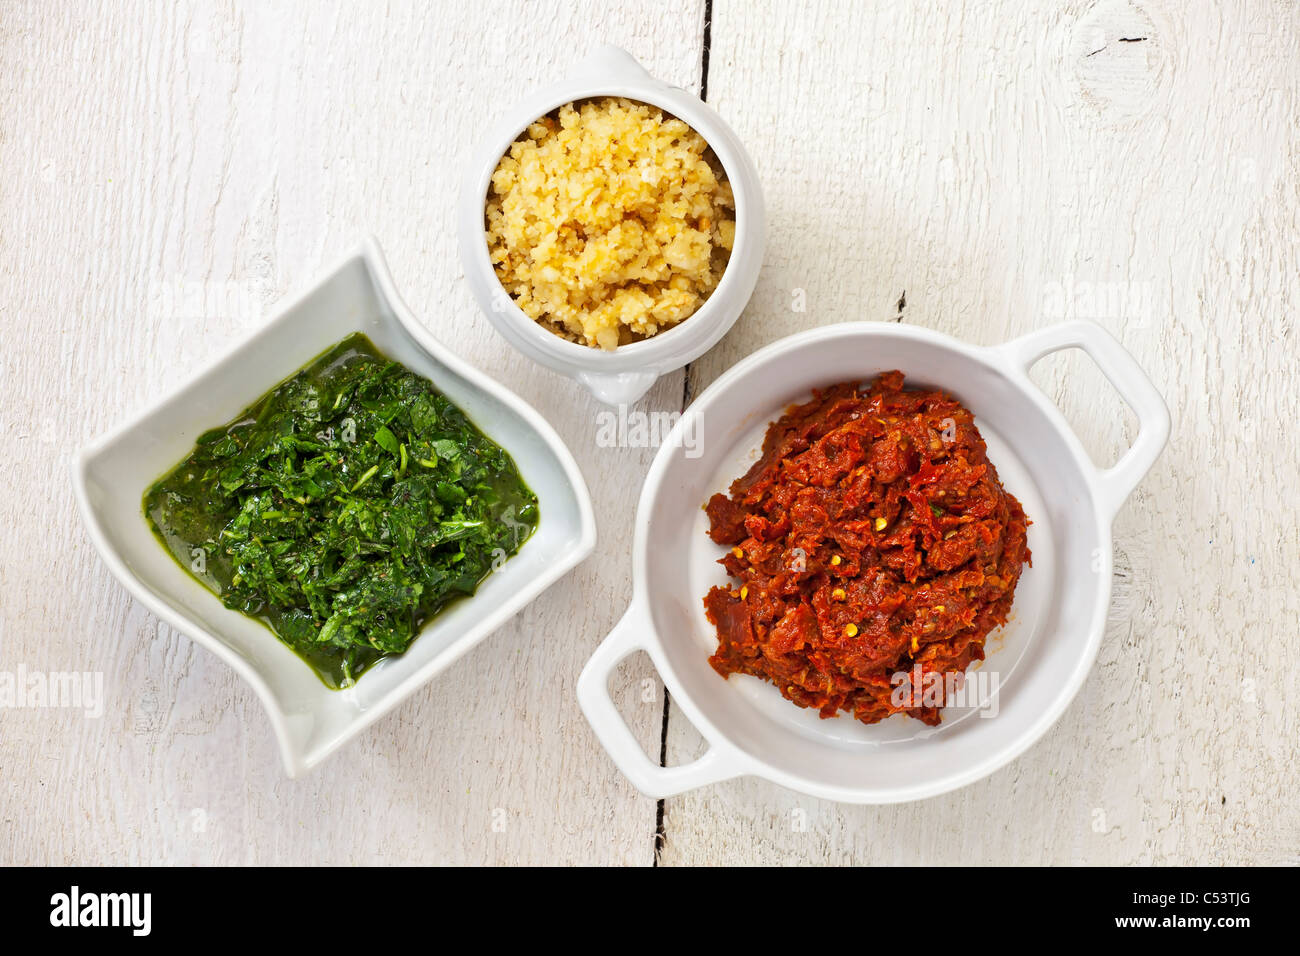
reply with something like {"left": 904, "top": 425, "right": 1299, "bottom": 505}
{"left": 577, "top": 320, "right": 1169, "bottom": 803}
{"left": 458, "top": 45, "right": 765, "bottom": 406}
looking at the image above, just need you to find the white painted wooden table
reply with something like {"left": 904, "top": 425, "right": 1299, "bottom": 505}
{"left": 2, "top": 0, "right": 1296, "bottom": 865}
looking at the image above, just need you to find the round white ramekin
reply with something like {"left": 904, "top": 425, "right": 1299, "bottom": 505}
{"left": 577, "top": 320, "right": 1170, "bottom": 803}
{"left": 458, "top": 45, "right": 766, "bottom": 406}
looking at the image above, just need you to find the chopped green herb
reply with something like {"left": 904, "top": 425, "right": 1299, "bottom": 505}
{"left": 373, "top": 424, "right": 400, "bottom": 456}
{"left": 143, "top": 333, "right": 539, "bottom": 688}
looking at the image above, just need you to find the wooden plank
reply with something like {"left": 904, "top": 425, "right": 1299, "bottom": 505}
{"left": 0, "top": 0, "right": 708, "bottom": 865}
{"left": 660, "top": 0, "right": 1300, "bottom": 865}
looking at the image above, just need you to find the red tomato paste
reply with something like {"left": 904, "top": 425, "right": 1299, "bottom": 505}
{"left": 703, "top": 372, "right": 1030, "bottom": 725}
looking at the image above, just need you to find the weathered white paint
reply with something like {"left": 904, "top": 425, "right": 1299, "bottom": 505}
{"left": 1, "top": 0, "right": 1295, "bottom": 865}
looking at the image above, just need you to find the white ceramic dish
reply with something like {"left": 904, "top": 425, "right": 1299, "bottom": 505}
{"left": 458, "top": 44, "right": 766, "bottom": 406}
{"left": 74, "top": 238, "right": 596, "bottom": 776}
{"left": 577, "top": 320, "right": 1169, "bottom": 803}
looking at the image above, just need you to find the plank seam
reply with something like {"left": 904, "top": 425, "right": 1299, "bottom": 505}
{"left": 657, "top": 0, "right": 713, "bottom": 867}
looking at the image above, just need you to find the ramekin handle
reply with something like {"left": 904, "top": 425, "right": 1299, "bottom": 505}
{"left": 998, "top": 321, "right": 1170, "bottom": 519}
{"left": 575, "top": 370, "right": 660, "bottom": 406}
{"left": 565, "top": 44, "right": 656, "bottom": 87}
{"left": 576, "top": 606, "right": 746, "bottom": 798}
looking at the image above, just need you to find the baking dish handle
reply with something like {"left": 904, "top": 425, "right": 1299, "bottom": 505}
{"left": 577, "top": 606, "right": 747, "bottom": 798}
{"left": 998, "top": 321, "right": 1170, "bottom": 519}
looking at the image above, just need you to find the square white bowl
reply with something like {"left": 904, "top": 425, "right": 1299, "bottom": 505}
{"left": 73, "top": 237, "right": 596, "bottom": 776}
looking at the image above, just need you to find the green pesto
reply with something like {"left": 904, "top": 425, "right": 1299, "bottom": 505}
{"left": 144, "top": 333, "right": 538, "bottom": 688}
